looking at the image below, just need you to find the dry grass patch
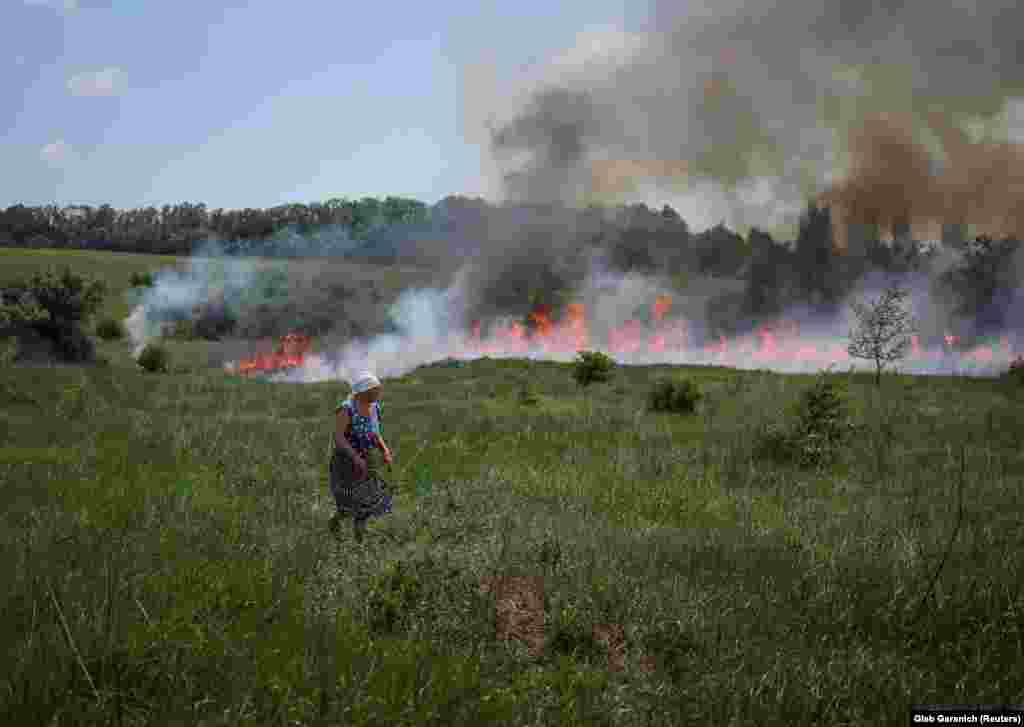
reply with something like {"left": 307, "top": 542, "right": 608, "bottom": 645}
{"left": 478, "top": 574, "right": 547, "bottom": 659}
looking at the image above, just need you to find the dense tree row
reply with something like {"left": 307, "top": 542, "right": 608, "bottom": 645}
{"left": 0, "top": 197, "right": 429, "bottom": 256}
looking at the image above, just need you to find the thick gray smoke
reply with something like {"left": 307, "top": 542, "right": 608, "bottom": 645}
{"left": 487, "top": 0, "right": 1024, "bottom": 241}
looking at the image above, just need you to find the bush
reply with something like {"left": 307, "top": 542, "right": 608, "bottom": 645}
{"left": 0, "top": 287, "right": 49, "bottom": 328}
{"left": 3, "top": 268, "right": 105, "bottom": 363}
{"left": 54, "top": 327, "right": 96, "bottom": 363}
{"left": 95, "top": 317, "right": 126, "bottom": 341}
{"left": 755, "top": 369, "right": 853, "bottom": 468}
{"left": 648, "top": 377, "right": 703, "bottom": 414}
{"left": 24, "top": 267, "right": 106, "bottom": 331}
{"left": 129, "top": 271, "right": 155, "bottom": 287}
{"left": 792, "top": 371, "right": 850, "bottom": 451}
{"left": 137, "top": 343, "right": 170, "bottom": 373}
{"left": 572, "top": 350, "right": 615, "bottom": 388}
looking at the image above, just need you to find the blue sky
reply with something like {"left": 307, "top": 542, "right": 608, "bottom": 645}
{"left": 4, "top": 0, "right": 629, "bottom": 209}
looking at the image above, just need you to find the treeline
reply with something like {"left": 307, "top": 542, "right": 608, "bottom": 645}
{"left": 0, "top": 193, "right": 929, "bottom": 281}
{"left": 0, "top": 197, "right": 429, "bottom": 256}
{"left": 0, "top": 194, "right": 768, "bottom": 275}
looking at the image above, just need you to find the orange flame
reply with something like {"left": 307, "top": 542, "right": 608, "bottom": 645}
{"left": 234, "top": 332, "right": 311, "bottom": 376}
{"left": 653, "top": 295, "right": 672, "bottom": 322}
{"left": 464, "top": 297, "right": 1017, "bottom": 372}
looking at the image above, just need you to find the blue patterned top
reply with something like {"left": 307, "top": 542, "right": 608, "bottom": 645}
{"left": 335, "top": 397, "right": 383, "bottom": 456}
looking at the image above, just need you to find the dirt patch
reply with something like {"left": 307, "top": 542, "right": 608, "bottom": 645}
{"left": 478, "top": 575, "right": 656, "bottom": 676}
{"left": 591, "top": 622, "right": 627, "bottom": 672}
{"left": 479, "top": 574, "right": 547, "bottom": 659}
{"left": 638, "top": 652, "right": 657, "bottom": 675}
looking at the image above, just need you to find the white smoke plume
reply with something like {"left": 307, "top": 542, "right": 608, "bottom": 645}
{"left": 124, "top": 239, "right": 266, "bottom": 357}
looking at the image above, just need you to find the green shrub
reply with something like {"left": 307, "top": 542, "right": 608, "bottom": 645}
{"left": 756, "top": 369, "right": 852, "bottom": 468}
{"left": 54, "top": 326, "right": 96, "bottom": 363}
{"left": 648, "top": 377, "right": 703, "bottom": 414}
{"left": 791, "top": 370, "right": 851, "bottom": 464}
{"left": 95, "top": 317, "right": 126, "bottom": 341}
{"left": 3, "top": 268, "right": 105, "bottom": 363}
{"left": 572, "top": 350, "right": 615, "bottom": 388}
{"left": 137, "top": 343, "right": 171, "bottom": 373}
{"left": 0, "top": 288, "right": 49, "bottom": 328}
{"left": 129, "top": 271, "right": 155, "bottom": 287}
{"left": 24, "top": 267, "right": 106, "bottom": 330}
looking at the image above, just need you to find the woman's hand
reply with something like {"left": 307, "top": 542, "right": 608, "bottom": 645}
{"left": 382, "top": 449, "right": 393, "bottom": 467}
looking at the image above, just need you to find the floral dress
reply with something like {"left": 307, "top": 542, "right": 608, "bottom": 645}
{"left": 329, "top": 397, "right": 393, "bottom": 526}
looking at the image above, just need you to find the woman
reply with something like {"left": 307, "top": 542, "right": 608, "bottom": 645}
{"left": 328, "top": 372, "right": 395, "bottom": 542}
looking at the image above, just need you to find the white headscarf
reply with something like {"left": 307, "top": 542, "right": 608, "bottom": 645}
{"left": 351, "top": 372, "right": 381, "bottom": 395}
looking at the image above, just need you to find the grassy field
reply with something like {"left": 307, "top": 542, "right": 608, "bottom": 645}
{"left": 2, "top": 251, "right": 1024, "bottom": 725}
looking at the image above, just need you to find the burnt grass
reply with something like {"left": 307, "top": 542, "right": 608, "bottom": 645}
{"left": 3, "top": 290, "right": 1024, "bottom": 723}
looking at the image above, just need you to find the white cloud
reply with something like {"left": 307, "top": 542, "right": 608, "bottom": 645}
{"left": 67, "top": 67, "right": 125, "bottom": 97}
{"left": 41, "top": 139, "right": 75, "bottom": 166}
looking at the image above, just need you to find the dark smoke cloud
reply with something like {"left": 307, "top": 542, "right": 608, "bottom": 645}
{"left": 491, "top": 89, "right": 604, "bottom": 205}
{"left": 489, "top": 0, "right": 1024, "bottom": 240}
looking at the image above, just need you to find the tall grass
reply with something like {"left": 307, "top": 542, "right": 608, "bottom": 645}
{"left": 2, "top": 336, "right": 1023, "bottom": 725}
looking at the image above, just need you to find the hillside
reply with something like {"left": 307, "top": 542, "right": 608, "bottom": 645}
{"left": 2, "top": 250, "right": 1023, "bottom": 725}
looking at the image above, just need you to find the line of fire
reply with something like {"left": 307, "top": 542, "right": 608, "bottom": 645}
{"left": 227, "top": 294, "right": 1018, "bottom": 378}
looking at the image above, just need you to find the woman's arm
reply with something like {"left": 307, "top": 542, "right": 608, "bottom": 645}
{"left": 372, "top": 433, "right": 393, "bottom": 464}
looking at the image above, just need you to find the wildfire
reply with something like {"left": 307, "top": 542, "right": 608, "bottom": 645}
{"left": 462, "top": 296, "right": 1017, "bottom": 372}
{"left": 227, "top": 298, "right": 1017, "bottom": 380}
{"left": 232, "top": 332, "right": 312, "bottom": 376}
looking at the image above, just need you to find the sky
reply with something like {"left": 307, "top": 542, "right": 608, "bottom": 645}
{"left": 3, "top": 0, "right": 628, "bottom": 210}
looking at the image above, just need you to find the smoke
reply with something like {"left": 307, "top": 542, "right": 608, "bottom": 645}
{"left": 481, "top": 1, "right": 1024, "bottom": 242}
{"left": 209, "top": 223, "right": 364, "bottom": 259}
{"left": 124, "top": 237, "right": 289, "bottom": 356}
{"left": 274, "top": 283, "right": 472, "bottom": 384}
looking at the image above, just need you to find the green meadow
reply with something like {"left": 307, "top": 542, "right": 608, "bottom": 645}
{"left": 2, "top": 249, "right": 1023, "bottom": 725}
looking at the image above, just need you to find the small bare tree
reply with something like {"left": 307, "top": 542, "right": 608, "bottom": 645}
{"left": 847, "top": 284, "right": 917, "bottom": 386}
